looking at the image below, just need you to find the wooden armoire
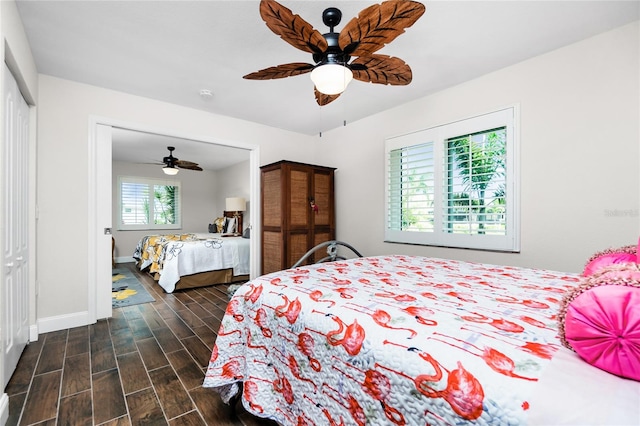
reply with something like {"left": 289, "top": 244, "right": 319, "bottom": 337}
{"left": 261, "top": 160, "right": 336, "bottom": 274}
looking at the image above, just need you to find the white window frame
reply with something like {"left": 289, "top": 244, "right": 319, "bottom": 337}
{"left": 117, "top": 176, "right": 182, "bottom": 231}
{"left": 384, "top": 106, "right": 520, "bottom": 252}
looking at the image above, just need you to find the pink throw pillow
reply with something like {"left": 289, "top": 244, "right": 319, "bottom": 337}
{"left": 559, "top": 264, "right": 640, "bottom": 381}
{"left": 583, "top": 245, "right": 637, "bottom": 276}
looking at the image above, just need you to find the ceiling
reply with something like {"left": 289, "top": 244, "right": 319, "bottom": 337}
{"left": 110, "top": 127, "right": 251, "bottom": 172}
{"left": 16, "top": 1, "right": 639, "bottom": 170}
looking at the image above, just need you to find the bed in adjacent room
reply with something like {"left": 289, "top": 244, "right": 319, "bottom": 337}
{"left": 132, "top": 214, "right": 250, "bottom": 293}
{"left": 203, "top": 253, "right": 640, "bottom": 425}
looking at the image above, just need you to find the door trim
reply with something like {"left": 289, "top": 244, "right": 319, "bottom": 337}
{"left": 87, "top": 116, "right": 261, "bottom": 322}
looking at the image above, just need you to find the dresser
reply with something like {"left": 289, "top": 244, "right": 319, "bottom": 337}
{"left": 261, "top": 160, "right": 336, "bottom": 274}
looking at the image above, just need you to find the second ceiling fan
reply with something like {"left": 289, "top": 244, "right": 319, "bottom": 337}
{"left": 244, "top": 0, "right": 426, "bottom": 106}
{"left": 160, "top": 146, "right": 202, "bottom": 175}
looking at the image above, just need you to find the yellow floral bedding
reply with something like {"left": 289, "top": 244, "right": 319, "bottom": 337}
{"left": 132, "top": 233, "right": 198, "bottom": 273}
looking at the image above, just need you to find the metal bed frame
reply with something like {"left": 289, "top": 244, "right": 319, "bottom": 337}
{"left": 291, "top": 240, "right": 363, "bottom": 268}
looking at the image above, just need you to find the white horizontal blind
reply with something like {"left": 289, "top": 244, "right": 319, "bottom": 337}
{"left": 120, "top": 181, "right": 150, "bottom": 225}
{"left": 387, "top": 142, "right": 435, "bottom": 232}
{"left": 118, "top": 176, "right": 181, "bottom": 230}
{"left": 385, "top": 106, "right": 519, "bottom": 252}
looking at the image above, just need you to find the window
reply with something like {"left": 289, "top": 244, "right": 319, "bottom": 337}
{"left": 385, "top": 107, "right": 519, "bottom": 252}
{"left": 118, "top": 176, "right": 181, "bottom": 230}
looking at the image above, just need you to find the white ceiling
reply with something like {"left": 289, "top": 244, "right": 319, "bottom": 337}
{"left": 110, "top": 127, "right": 251, "bottom": 172}
{"left": 15, "top": 0, "right": 639, "bottom": 170}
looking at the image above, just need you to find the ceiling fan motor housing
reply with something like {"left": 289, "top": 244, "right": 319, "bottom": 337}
{"left": 314, "top": 31, "right": 351, "bottom": 67}
{"left": 160, "top": 146, "right": 203, "bottom": 171}
{"left": 313, "top": 8, "right": 350, "bottom": 67}
{"left": 163, "top": 146, "right": 178, "bottom": 167}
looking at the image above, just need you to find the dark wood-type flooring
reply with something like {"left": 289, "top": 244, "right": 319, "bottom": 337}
{"left": 5, "top": 263, "right": 277, "bottom": 426}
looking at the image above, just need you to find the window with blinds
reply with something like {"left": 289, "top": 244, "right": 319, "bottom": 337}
{"left": 385, "top": 107, "right": 519, "bottom": 252}
{"left": 118, "top": 176, "right": 181, "bottom": 230}
{"left": 387, "top": 142, "right": 435, "bottom": 232}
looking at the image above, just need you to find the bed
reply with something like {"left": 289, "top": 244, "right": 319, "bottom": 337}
{"left": 132, "top": 231, "right": 250, "bottom": 293}
{"left": 203, "top": 254, "right": 640, "bottom": 425}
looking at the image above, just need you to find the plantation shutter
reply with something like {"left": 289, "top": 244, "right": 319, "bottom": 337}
{"left": 121, "top": 181, "right": 149, "bottom": 225}
{"left": 387, "top": 142, "right": 435, "bottom": 232}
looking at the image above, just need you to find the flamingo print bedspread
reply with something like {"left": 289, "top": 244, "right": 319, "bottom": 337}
{"left": 203, "top": 255, "right": 579, "bottom": 425}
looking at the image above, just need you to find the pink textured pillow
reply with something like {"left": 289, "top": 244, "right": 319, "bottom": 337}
{"left": 558, "top": 264, "right": 640, "bottom": 381}
{"left": 583, "top": 245, "right": 637, "bottom": 276}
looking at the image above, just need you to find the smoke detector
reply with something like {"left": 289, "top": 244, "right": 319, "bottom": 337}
{"left": 199, "top": 89, "right": 213, "bottom": 100}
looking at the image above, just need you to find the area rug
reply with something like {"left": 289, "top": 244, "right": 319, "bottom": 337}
{"left": 227, "top": 283, "right": 245, "bottom": 300}
{"left": 112, "top": 267, "right": 155, "bottom": 308}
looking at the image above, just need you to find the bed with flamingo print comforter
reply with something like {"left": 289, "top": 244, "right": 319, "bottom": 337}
{"left": 203, "top": 255, "right": 582, "bottom": 425}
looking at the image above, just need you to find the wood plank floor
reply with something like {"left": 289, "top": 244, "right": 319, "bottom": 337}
{"left": 5, "top": 263, "right": 277, "bottom": 426}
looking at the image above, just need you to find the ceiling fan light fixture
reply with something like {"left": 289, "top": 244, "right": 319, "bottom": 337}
{"left": 163, "top": 165, "right": 179, "bottom": 176}
{"left": 310, "top": 64, "right": 353, "bottom": 95}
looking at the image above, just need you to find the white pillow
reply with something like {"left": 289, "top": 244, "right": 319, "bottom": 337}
{"left": 223, "top": 217, "right": 236, "bottom": 234}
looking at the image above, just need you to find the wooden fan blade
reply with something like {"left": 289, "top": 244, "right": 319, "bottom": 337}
{"left": 244, "top": 63, "right": 315, "bottom": 80}
{"left": 260, "top": 0, "right": 327, "bottom": 54}
{"left": 339, "top": 0, "right": 425, "bottom": 56}
{"left": 175, "top": 160, "right": 198, "bottom": 167}
{"left": 351, "top": 54, "right": 413, "bottom": 85}
{"left": 176, "top": 160, "right": 203, "bottom": 171}
{"left": 314, "top": 88, "right": 341, "bottom": 106}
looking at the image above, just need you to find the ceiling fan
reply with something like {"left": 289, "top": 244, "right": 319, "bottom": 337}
{"left": 244, "top": 0, "right": 426, "bottom": 106}
{"left": 160, "top": 146, "right": 203, "bottom": 175}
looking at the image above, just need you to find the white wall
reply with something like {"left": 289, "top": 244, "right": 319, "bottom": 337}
{"left": 316, "top": 21, "right": 640, "bottom": 274}
{"left": 36, "top": 75, "right": 314, "bottom": 323}
{"left": 214, "top": 160, "right": 251, "bottom": 232}
{"left": 111, "top": 161, "right": 222, "bottom": 261}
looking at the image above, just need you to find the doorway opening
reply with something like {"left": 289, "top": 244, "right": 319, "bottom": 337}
{"left": 88, "top": 118, "right": 260, "bottom": 322}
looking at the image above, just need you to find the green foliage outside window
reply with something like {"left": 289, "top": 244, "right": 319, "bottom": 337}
{"left": 447, "top": 128, "right": 506, "bottom": 235}
{"left": 154, "top": 185, "right": 177, "bottom": 225}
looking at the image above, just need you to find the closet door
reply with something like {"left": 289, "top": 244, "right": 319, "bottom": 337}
{"left": 2, "top": 64, "right": 30, "bottom": 388}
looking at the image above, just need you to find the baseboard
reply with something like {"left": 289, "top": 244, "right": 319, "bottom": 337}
{"left": 29, "top": 324, "right": 38, "bottom": 342}
{"left": 115, "top": 256, "right": 135, "bottom": 264}
{"left": 0, "top": 393, "right": 9, "bottom": 426}
{"left": 37, "top": 311, "right": 93, "bottom": 334}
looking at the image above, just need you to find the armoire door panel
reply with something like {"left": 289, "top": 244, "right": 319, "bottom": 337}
{"left": 263, "top": 231, "right": 284, "bottom": 275}
{"left": 287, "top": 233, "right": 310, "bottom": 268}
{"left": 313, "top": 232, "right": 332, "bottom": 263}
{"left": 313, "top": 172, "right": 331, "bottom": 226}
{"left": 314, "top": 232, "right": 331, "bottom": 247}
{"left": 262, "top": 169, "right": 282, "bottom": 228}
{"left": 289, "top": 169, "right": 309, "bottom": 227}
